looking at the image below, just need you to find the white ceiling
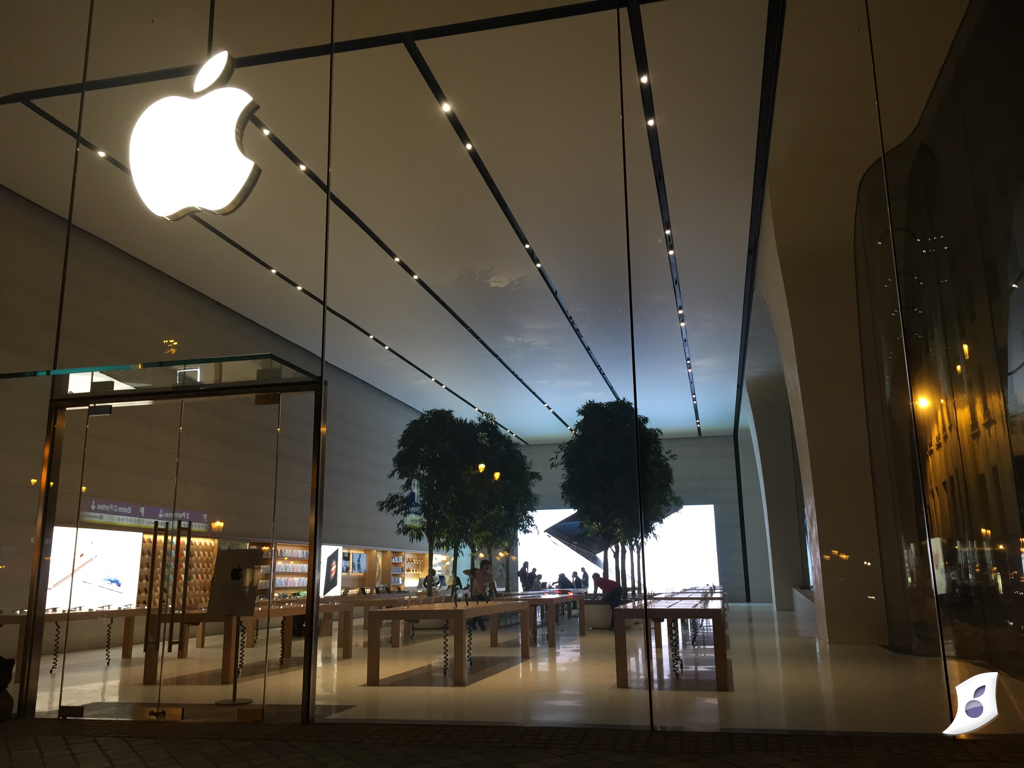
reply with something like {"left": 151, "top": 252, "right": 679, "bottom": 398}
{"left": 0, "top": 0, "right": 766, "bottom": 443}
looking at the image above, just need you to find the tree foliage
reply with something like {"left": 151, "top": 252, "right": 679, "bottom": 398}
{"left": 552, "top": 399, "right": 680, "bottom": 552}
{"left": 377, "top": 409, "right": 539, "bottom": 593}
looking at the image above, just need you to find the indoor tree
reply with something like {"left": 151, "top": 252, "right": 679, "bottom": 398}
{"left": 552, "top": 399, "right": 680, "bottom": 595}
{"left": 468, "top": 414, "right": 540, "bottom": 591}
{"left": 377, "top": 409, "right": 483, "bottom": 595}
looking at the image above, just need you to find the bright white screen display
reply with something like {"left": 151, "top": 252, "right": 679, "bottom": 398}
{"left": 46, "top": 526, "right": 143, "bottom": 611}
{"left": 320, "top": 544, "right": 342, "bottom": 597}
{"left": 517, "top": 506, "right": 719, "bottom": 593}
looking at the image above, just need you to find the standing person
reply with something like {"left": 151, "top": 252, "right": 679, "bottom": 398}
{"left": 572, "top": 571, "right": 582, "bottom": 588}
{"left": 557, "top": 572, "right": 573, "bottom": 589}
{"left": 518, "top": 561, "right": 531, "bottom": 591}
{"left": 581, "top": 567, "right": 589, "bottom": 591}
{"left": 592, "top": 574, "right": 623, "bottom": 630}
{"left": 528, "top": 568, "right": 538, "bottom": 591}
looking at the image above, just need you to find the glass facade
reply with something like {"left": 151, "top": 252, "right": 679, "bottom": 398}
{"left": 0, "top": 0, "right": 1021, "bottom": 736}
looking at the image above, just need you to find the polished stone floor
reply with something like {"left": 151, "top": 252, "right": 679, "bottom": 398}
{"left": 23, "top": 605, "right": 1024, "bottom": 734}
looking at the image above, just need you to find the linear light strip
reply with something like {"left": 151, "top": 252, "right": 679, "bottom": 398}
{"left": 21, "top": 102, "right": 527, "bottom": 444}
{"left": 624, "top": 2, "right": 701, "bottom": 435}
{"left": 0, "top": 1, "right": 668, "bottom": 108}
{"left": 250, "top": 114, "right": 572, "bottom": 432}
{"left": 404, "top": 40, "right": 621, "bottom": 402}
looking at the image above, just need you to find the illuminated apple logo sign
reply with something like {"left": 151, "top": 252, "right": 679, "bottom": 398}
{"left": 129, "top": 51, "right": 260, "bottom": 220}
{"left": 943, "top": 671, "right": 998, "bottom": 735}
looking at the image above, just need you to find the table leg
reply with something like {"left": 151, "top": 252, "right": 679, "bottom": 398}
{"left": 519, "top": 609, "right": 531, "bottom": 660}
{"left": 390, "top": 617, "right": 401, "bottom": 648}
{"left": 453, "top": 619, "right": 467, "bottom": 686}
{"left": 177, "top": 622, "right": 189, "bottom": 658}
{"left": 578, "top": 597, "right": 586, "bottom": 636}
{"left": 11, "top": 622, "right": 26, "bottom": 673}
{"left": 366, "top": 614, "right": 381, "bottom": 686}
{"left": 712, "top": 615, "right": 728, "bottom": 691}
{"left": 340, "top": 608, "right": 353, "bottom": 659}
{"left": 320, "top": 612, "right": 333, "bottom": 637}
{"left": 244, "top": 616, "right": 256, "bottom": 648}
{"left": 547, "top": 604, "right": 557, "bottom": 648}
{"left": 221, "top": 619, "right": 235, "bottom": 685}
{"left": 654, "top": 619, "right": 663, "bottom": 650}
{"left": 121, "top": 616, "right": 135, "bottom": 659}
{"left": 143, "top": 616, "right": 160, "bottom": 685}
{"left": 615, "top": 612, "right": 628, "bottom": 688}
{"left": 282, "top": 616, "right": 293, "bottom": 659}
{"left": 490, "top": 612, "right": 499, "bottom": 647}
{"left": 196, "top": 621, "right": 206, "bottom": 648}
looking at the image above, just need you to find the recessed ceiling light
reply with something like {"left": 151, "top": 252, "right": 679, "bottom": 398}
{"left": 97, "top": 150, "right": 106, "bottom": 157}
{"left": 680, "top": 322, "right": 684, "bottom": 327}
{"left": 525, "top": 244, "right": 530, "bottom": 249}
{"left": 640, "top": 75, "right": 648, "bottom": 84}
{"left": 442, "top": 384, "right": 446, "bottom": 388}
{"left": 647, "top": 118, "right": 654, "bottom": 126}
{"left": 678, "top": 309, "right": 683, "bottom": 314}
{"left": 368, "top": 335, "right": 373, "bottom": 339}
{"left": 262, "top": 128, "right": 270, "bottom": 136}
{"left": 442, "top": 102, "right": 451, "bottom": 112}
{"left": 665, "top": 229, "right": 671, "bottom": 235}
{"left": 296, "top": 285, "right": 302, "bottom": 290}
{"left": 271, "top": 268, "right": 276, "bottom": 273}
{"left": 299, "top": 164, "right": 306, "bottom": 171}
{"left": 394, "top": 257, "right": 400, "bottom": 262}
{"left": 413, "top": 275, "right": 419, "bottom": 280}
{"left": 384, "top": 345, "right": 389, "bottom": 350}
{"left": 465, "top": 143, "right": 472, "bottom": 150}
{"left": 668, "top": 249, "right": 674, "bottom": 255}
{"left": 431, "top": 378, "right": 435, "bottom": 381}
{"left": 536, "top": 263, "right": 542, "bottom": 268}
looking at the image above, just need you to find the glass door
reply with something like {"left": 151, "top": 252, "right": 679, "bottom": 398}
{"left": 40, "top": 389, "right": 309, "bottom": 721}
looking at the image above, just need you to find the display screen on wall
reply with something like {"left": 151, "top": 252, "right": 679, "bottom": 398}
{"left": 46, "top": 526, "right": 143, "bottom": 611}
{"left": 342, "top": 551, "right": 366, "bottom": 574}
{"left": 321, "top": 546, "right": 341, "bottom": 596}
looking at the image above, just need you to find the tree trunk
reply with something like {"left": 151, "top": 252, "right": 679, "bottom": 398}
{"left": 602, "top": 548, "right": 609, "bottom": 582}
{"left": 622, "top": 544, "right": 630, "bottom": 598}
{"left": 426, "top": 535, "right": 434, "bottom": 596}
{"left": 451, "top": 544, "right": 459, "bottom": 591}
{"left": 614, "top": 544, "right": 621, "bottom": 584}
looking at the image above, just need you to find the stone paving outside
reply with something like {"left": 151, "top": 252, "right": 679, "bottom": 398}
{"left": 2, "top": 720, "right": 1024, "bottom": 768}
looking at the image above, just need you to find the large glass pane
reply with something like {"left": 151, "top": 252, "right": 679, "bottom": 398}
{"left": 314, "top": 1, "right": 644, "bottom": 725}
{"left": 860, "top": 0, "right": 1024, "bottom": 732}
{"left": 39, "top": 399, "right": 184, "bottom": 718}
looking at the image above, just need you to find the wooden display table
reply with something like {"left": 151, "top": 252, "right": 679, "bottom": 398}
{"left": 0, "top": 607, "right": 146, "bottom": 673}
{"left": 613, "top": 597, "right": 728, "bottom": 691}
{"left": 365, "top": 600, "right": 531, "bottom": 687}
{"left": 510, "top": 591, "right": 586, "bottom": 648}
{"left": 172, "top": 602, "right": 350, "bottom": 685}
